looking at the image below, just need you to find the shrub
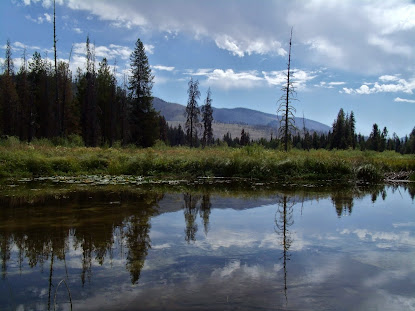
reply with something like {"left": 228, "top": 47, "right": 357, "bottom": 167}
{"left": 27, "top": 157, "right": 53, "bottom": 176}
{"left": 51, "top": 158, "right": 78, "bottom": 173}
{"left": 356, "top": 164, "right": 383, "bottom": 182}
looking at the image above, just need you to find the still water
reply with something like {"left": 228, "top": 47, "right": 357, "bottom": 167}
{"left": 0, "top": 182, "right": 414, "bottom": 310}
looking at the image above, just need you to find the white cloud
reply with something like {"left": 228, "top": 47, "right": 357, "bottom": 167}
{"left": 73, "top": 27, "right": 83, "bottom": 34}
{"left": 186, "top": 69, "right": 264, "bottom": 90}
{"left": 306, "top": 37, "right": 344, "bottom": 63}
{"left": 394, "top": 97, "right": 415, "bottom": 103}
{"left": 263, "top": 69, "right": 317, "bottom": 89}
{"left": 184, "top": 68, "right": 317, "bottom": 90}
{"left": 16, "top": 0, "right": 415, "bottom": 74}
{"left": 215, "top": 35, "right": 286, "bottom": 57}
{"left": 343, "top": 76, "right": 415, "bottom": 95}
{"left": 43, "top": 13, "right": 51, "bottom": 23}
{"left": 152, "top": 65, "right": 175, "bottom": 72}
{"left": 73, "top": 42, "right": 132, "bottom": 61}
{"left": 25, "top": 13, "right": 52, "bottom": 24}
{"left": 368, "top": 35, "right": 411, "bottom": 57}
{"left": 205, "top": 69, "right": 263, "bottom": 90}
{"left": 379, "top": 75, "right": 400, "bottom": 82}
{"left": 144, "top": 44, "right": 154, "bottom": 55}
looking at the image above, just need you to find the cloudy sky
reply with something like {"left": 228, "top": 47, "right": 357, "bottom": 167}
{"left": 1, "top": 0, "right": 414, "bottom": 136}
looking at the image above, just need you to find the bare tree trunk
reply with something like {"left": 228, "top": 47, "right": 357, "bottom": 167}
{"left": 54, "top": 0, "right": 60, "bottom": 136}
{"left": 284, "top": 28, "right": 292, "bottom": 152}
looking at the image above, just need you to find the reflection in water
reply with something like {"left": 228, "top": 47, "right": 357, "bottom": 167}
{"left": 0, "top": 182, "right": 414, "bottom": 310}
{"left": 183, "top": 193, "right": 201, "bottom": 243}
{"left": 0, "top": 190, "right": 162, "bottom": 290}
{"left": 274, "top": 195, "right": 295, "bottom": 304}
{"left": 183, "top": 193, "right": 211, "bottom": 243}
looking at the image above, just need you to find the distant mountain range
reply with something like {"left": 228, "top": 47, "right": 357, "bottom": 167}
{"left": 153, "top": 97, "right": 331, "bottom": 139}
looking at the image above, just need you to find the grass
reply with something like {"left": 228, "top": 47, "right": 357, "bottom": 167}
{"left": 0, "top": 140, "right": 414, "bottom": 182}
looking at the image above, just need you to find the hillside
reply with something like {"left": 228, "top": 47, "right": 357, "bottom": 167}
{"left": 153, "top": 97, "right": 331, "bottom": 139}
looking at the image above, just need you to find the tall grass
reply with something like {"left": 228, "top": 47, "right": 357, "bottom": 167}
{"left": 0, "top": 139, "right": 414, "bottom": 182}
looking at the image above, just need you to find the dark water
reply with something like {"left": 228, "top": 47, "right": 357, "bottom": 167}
{"left": 0, "top": 182, "right": 414, "bottom": 310}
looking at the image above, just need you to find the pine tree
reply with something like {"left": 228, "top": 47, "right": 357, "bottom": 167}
{"left": 368, "top": 123, "right": 381, "bottom": 151}
{"left": 79, "top": 36, "right": 100, "bottom": 146}
{"left": 97, "top": 58, "right": 116, "bottom": 146}
{"left": 16, "top": 48, "right": 32, "bottom": 141}
{"left": 185, "top": 77, "right": 201, "bottom": 147}
{"left": 201, "top": 87, "right": 214, "bottom": 147}
{"left": 128, "top": 38, "right": 158, "bottom": 147}
{"left": 349, "top": 111, "right": 356, "bottom": 149}
{"left": 331, "top": 108, "right": 346, "bottom": 149}
{"left": 1, "top": 40, "right": 19, "bottom": 136}
{"left": 240, "top": 128, "right": 250, "bottom": 146}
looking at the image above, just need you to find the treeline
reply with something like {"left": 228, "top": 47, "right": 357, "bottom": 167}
{"left": 217, "top": 108, "right": 415, "bottom": 154}
{"left": 0, "top": 38, "right": 216, "bottom": 149}
{"left": 1, "top": 38, "right": 414, "bottom": 153}
{"left": 0, "top": 37, "right": 166, "bottom": 147}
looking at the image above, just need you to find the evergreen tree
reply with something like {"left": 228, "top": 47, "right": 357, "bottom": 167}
{"left": 331, "top": 108, "right": 346, "bottom": 149}
{"left": 368, "top": 123, "right": 381, "bottom": 151}
{"left": 158, "top": 115, "right": 168, "bottom": 143}
{"left": 240, "top": 128, "right": 250, "bottom": 146}
{"left": 380, "top": 127, "right": 388, "bottom": 152}
{"left": 349, "top": 111, "right": 356, "bottom": 149}
{"left": 128, "top": 38, "right": 158, "bottom": 147}
{"left": 28, "top": 51, "right": 48, "bottom": 138}
{"left": 1, "top": 40, "right": 19, "bottom": 136}
{"left": 57, "top": 60, "right": 74, "bottom": 137}
{"left": 97, "top": 58, "right": 116, "bottom": 146}
{"left": 16, "top": 48, "right": 33, "bottom": 141}
{"left": 185, "top": 77, "right": 201, "bottom": 147}
{"left": 78, "top": 36, "right": 100, "bottom": 146}
{"left": 201, "top": 87, "right": 214, "bottom": 147}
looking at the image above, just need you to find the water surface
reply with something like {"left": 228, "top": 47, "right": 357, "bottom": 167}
{"left": 0, "top": 182, "right": 414, "bottom": 310}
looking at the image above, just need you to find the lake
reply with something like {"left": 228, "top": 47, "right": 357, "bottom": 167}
{"left": 0, "top": 180, "right": 414, "bottom": 310}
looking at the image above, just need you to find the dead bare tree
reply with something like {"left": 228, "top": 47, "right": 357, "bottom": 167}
{"left": 277, "top": 28, "right": 297, "bottom": 151}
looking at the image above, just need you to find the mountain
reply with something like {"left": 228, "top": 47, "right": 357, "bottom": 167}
{"left": 153, "top": 97, "right": 331, "bottom": 138}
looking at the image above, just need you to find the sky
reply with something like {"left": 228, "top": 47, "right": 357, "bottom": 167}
{"left": 1, "top": 0, "right": 415, "bottom": 136}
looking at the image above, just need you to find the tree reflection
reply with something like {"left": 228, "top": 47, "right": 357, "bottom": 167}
{"left": 331, "top": 192, "right": 354, "bottom": 217}
{"left": 200, "top": 194, "right": 211, "bottom": 235}
{"left": 0, "top": 190, "right": 162, "bottom": 287}
{"left": 183, "top": 193, "right": 201, "bottom": 243}
{"left": 182, "top": 193, "right": 212, "bottom": 243}
{"left": 275, "top": 195, "right": 295, "bottom": 304}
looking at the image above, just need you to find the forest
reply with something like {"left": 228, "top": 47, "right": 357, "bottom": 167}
{"left": 1, "top": 36, "right": 415, "bottom": 154}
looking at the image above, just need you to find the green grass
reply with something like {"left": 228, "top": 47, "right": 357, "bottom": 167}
{"left": 0, "top": 141, "right": 414, "bottom": 182}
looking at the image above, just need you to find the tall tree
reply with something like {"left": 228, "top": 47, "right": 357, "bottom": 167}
{"left": 185, "top": 77, "right": 201, "bottom": 147}
{"left": 349, "top": 111, "right": 356, "bottom": 149}
{"left": 368, "top": 123, "right": 381, "bottom": 151}
{"left": 128, "top": 38, "right": 158, "bottom": 147}
{"left": 277, "top": 28, "right": 297, "bottom": 151}
{"left": 79, "top": 36, "right": 100, "bottom": 146}
{"left": 240, "top": 128, "right": 250, "bottom": 146}
{"left": 331, "top": 108, "right": 346, "bottom": 149}
{"left": 201, "top": 87, "right": 214, "bottom": 147}
{"left": 97, "top": 57, "right": 116, "bottom": 146}
{"left": 16, "top": 48, "right": 33, "bottom": 141}
{"left": 1, "top": 40, "right": 19, "bottom": 136}
{"left": 53, "top": 0, "right": 60, "bottom": 136}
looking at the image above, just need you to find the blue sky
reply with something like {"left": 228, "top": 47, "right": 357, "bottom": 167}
{"left": 1, "top": 0, "right": 415, "bottom": 136}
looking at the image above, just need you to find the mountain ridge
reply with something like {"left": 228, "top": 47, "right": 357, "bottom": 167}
{"left": 153, "top": 97, "right": 331, "bottom": 137}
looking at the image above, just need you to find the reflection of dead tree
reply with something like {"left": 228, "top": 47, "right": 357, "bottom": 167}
{"left": 275, "top": 195, "right": 295, "bottom": 304}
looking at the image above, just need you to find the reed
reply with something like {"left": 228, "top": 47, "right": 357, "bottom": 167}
{"left": 0, "top": 140, "right": 414, "bottom": 182}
